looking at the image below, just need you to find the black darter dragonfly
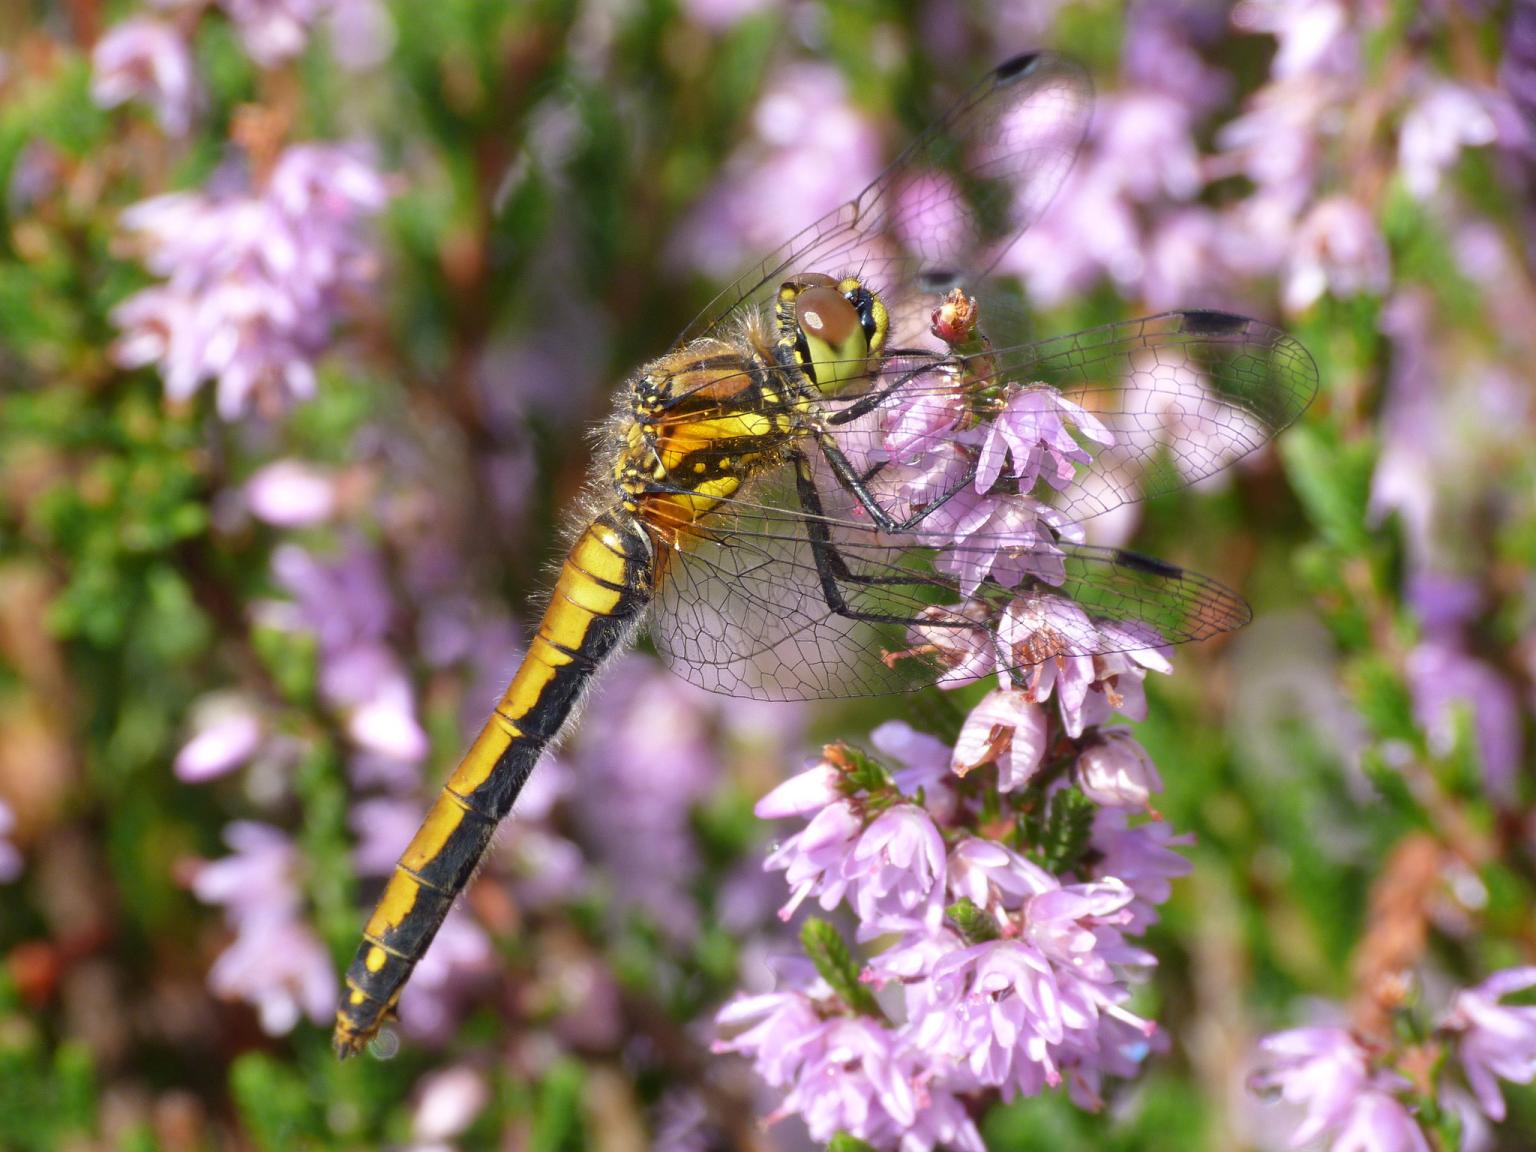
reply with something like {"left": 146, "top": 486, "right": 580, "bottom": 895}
{"left": 334, "top": 52, "right": 1317, "bottom": 1056}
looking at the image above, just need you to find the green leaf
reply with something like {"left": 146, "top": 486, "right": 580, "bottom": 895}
{"left": 800, "top": 918, "right": 883, "bottom": 1020}
{"left": 946, "top": 896, "right": 1001, "bottom": 944}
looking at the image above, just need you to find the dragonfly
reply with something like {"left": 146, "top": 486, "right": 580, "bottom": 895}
{"left": 333, "top": 52, "right": 1317, "bottom": 1057}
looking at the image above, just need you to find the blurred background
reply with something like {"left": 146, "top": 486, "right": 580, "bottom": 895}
{"left": 1, "top": 0, "right": 1533, "bottom": 1149}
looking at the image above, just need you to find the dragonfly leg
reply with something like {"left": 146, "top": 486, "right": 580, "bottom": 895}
{"left": 812, "top": 433, "right": 975, "bottom": 535}
{"left": 791, "top": 452, "right": 962, "bottom": 627}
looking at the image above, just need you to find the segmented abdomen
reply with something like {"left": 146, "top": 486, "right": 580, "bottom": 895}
{"left": 332, "top": 512, "right": 652, "bottom": 1057}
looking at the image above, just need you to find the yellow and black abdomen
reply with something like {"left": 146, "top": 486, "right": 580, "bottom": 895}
{"left": 333, "top": 510, "right": 653, "bottom": 1057}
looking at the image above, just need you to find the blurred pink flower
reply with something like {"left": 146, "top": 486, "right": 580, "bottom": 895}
{"left": 90, "top": 18, "right": 198, "bottom": 135}
{"left": 174, "top": 693, "right": 266, "bottom": 782}
{"left": 1406, "top": 639, "right": 1523, "bottom": 802}
{"left": 244, "top": 459, "right": 339, "bottom": 526}
{"left": 1443, "top": 967, "right": 1536, "bottom": 1123}
{"left": 1251, "top": 1027, "right": 1427, "bottom": 1150}
{"left": 192, "top": 822, "right": 336, "bottom": 1033}
{"left": 410, "top": 1065, "right": 490, "bottom": 1144}
{"left": 678, "top": 0, "right": 772, "bottom": 30}
{"left": 1233, "top": 0, "right": 1359, "bottom": 82}
{"left": 0, "top": 802, "right": 21, "bottom": 882}
{"left": 1399, "top": 81, "right": 1500, "bottom": 200}
{"left": 667, "top": 62, "right": 880, "bottom": 279}
{"left": 112, "top": 144, "right": 389, "bottom": 419}
{"left": 1281, "top": 196, "right": 1391, "bottom": 313}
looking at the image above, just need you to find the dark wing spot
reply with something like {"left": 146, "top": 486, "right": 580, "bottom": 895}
{"left": 917, "top": 269, "right": 963, "bottom": 293}
{"left": 1180, "top": 310, "right": 1249, "bottom": 337}
{"left": 1112, "top": 549, "right": 1184, "bottom": 579}
{"left": 995, "top": 53, "right": 1042, "bottom": 82}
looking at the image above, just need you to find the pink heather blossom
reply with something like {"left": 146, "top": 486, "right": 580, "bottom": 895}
{"left": 764, "top": 799, "right": 863, "bottom": 919}
{"left": 973, "top": 387, "right": 1113, "bottom": 496}
{"left": 90, "top": 18, "right": 198, "bottom": 136}
{"left": 1076, "top": 729, "right": 1163, "bottom": 809}
{"left": 846, "top": 805, "right": 948, "bottom": 936}
{"left": 192, "top": 822, "right": 335, "bottom": 1033}
{"left": 895, "top": 170, "right": 969, "bottom": 268}
{"left": 174, "top": 693, "right": 266, "bottom": 781}
{"left": 678, "top": 0, "right": 774, "bottom": 31}
{"left": 667, "top": 61, "right": 881, "bottom": 279}
{"left": 215, "top": 0, "right": 394, "bottom": 69}
{"left": 112, "top": 144, "right": 389, "bottom": 419}
{"left": 262, "top": 539, "right": 429, "bottom": 767}
{"left": 950, "top": 688, "right": 1046, "bottom": 790}
{"left": 1442, "top": 966, "right": 1536, "bottom": 1122}
{"left": 869, "top": 720, "right": 956, "bottom": 804}
{"left": 1398, "top": 82, "right": 1500, "bottom": 200}
{"left": 244, "top": 459, "right": 340, "bottom": 526}
{"left": 1405, "top": 639, "right": 1523, "bottom": 803}
{"left": 396, "top": 908, "right": 496, "bottom": 1041}
{"left": 410, "top": 1065, "right": 490, "bottom": 1144}
{"left": 1087, "top": 810, "right": 1193, "bottom": 933}
{"left": 1233, "top": 0, "right": 1359, "bottom": 82}
{"left": 880, "top": 385, "right": 968, "bottom": 464}
{"left": 1251, "top": 1027, "right": 1427, "bottom": 1150}
{"left": 923, "top": 490, "right": 1077, "bottom": 598}
{"left": 755, "top": 760, "right": 843, "bottom": 819}
{"left": 0, "top": 802, "right": 21, "bottom": 883}
{"left": 1282, "top": 196, "right": 1391, "bottom": 313}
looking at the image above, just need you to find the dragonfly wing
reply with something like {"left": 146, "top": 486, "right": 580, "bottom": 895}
{"left": 795, "top": 309, "right": 1319, "bottom": 530}
{"left": 991, "top": 310, "right": 1319, "bottom": 521}
{"left": 649, "top": 472, "right": 1253, "bottom": 702}
{"left": 673, "top": 52, "right": 1092, "bottom": 350}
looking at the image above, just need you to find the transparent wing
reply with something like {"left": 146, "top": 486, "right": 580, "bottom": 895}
{"left": 649, "top": 473, "right": 1250, "bottom": 702}
{"left": 674, "top": 52, "right": 1092, "bottom": 350}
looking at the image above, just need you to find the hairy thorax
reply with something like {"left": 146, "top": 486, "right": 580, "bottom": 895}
{"left": 611, "top": 334, "right": 801, "bottom": 546}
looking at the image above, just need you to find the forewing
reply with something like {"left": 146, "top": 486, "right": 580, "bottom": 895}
{"left": 674, "top": 53, "right": 1092, "bottom": 350}
{"left": 995, "top": 310, "right": 1319, "bottom": 520}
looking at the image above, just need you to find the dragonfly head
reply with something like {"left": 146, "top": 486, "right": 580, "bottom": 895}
{"left": 778, "top": 273, "right": 889, "bottom": 395}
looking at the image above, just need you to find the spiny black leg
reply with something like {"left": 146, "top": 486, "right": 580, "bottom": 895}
{"left": 791, "top": 451, "right": 971, "bottom": 629}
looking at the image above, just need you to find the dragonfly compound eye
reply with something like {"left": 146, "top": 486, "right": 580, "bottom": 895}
{"left": 795, "top": 286, "right": 870, "bottom": 393}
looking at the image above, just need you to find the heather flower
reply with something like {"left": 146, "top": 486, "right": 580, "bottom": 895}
{"left": 174, "top": 693, "right": 266, "bottom": 782}
{"left": 1281, "top": 196, "right": 1391, "bottom": 313}
{"left": 950, "top": 688, "right": 1046, "bottom": 790}
{"left": 846, "top": 805, "right": 948, "bottom": 935}
{"left": 0, "top": 802, "right": 21, "bottom": 883}
{"left": 755, "top": 760, "right": 843, "bottom": 819}
{"left": 410, "top": 1065, "right": 490, "bottom": 1145}
{"left": 668, "top": 62, "right": 881, "bottom": 278}
{"left": 679, "top": 0, "right": 774, "bottom": 31}
{"left": 1405, "top": 639, "right": 1523, "bottom": 802}
{"left": 1398, "top": 82, "right": 1500, "bottom": 200}
{"left": 192, "top": 822, "right": 336, "bottom": 1033}
{"left": 568, "top": 654, "right": 761, "bottom": 942}
{"left": 244, "top": 460, "right": 341, "bottom": 526}
{"left": 1075, "top": 728, "right": 1163, "bottom": 809}
{"left": 1442, "top": 966, "right": 1536, "bottom": 1122}
{"left": 1250, "top": 1027, "right": 1427, "bottom": 1150}
{"left": 1087, "top": 810, "right": 1193, "bottom": 933}
{"left": 922, "top": 490, "right": 1078, "bottom": 597}
{"left": 973, "top": 387, "right": 1113, "bottom": 496}
{"left": 112, "top": 144, "right": 389, "bottom": 419}
{"left": 764, "top": 799, "right": 863, "bottom": 919}
{"left": 90, "top": 18, "right": 198, "bottom": 136}
{"left": 262, "top": 539, "right": 429, "bottom": 767}
{"left": 215, "top": 0, "right": 394, "bottom": 69}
